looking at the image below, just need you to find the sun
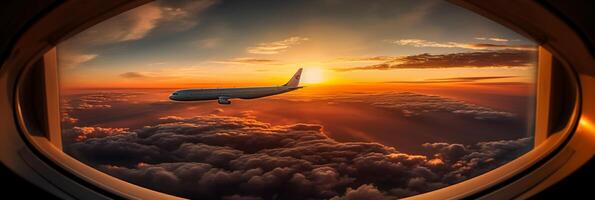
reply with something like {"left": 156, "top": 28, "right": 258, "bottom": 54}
{"left": 301, "top": 67, "right": 325, "bottom": 84}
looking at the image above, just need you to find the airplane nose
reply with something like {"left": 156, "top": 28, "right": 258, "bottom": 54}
{"left": 169, "top": 95, "right": 177, "bottom": 101}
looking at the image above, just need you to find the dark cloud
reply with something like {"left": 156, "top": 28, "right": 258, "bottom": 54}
{"left": 335, "top": 50, "right": 535, "bottom": 71}
{"left": 64, "top": 115, "right": 532, "bottom": 199}
{"left": 388, "top": 76, "right": 518, "bottom": 83}
{"left": 60, "top": 98, "right": 79, "bottom": 124}
{"left": 422, "top": 137, "right": 532, "bottom": 182}
{"left": 65, "top": 126, "right": 130, "bottom": 142}
{"left": 120, "top": 72, "right": 147, "bottom": 78}
{"left": 474, "top": 37, "right": 510, "bottom": 42}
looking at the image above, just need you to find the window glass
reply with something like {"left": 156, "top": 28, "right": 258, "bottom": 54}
{"left": 58, "top": 0, "right": 537, "bottom": 199}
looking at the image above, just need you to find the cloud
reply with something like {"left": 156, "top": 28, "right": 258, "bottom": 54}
{"left": 77, "top": 103, "right": 112, "bottom": 110}
{"left": 64, "top": 114, "right": 532, "bottom": 199}
{"left": 335, "top": 50, "right": 535, "bottom": 71}
{"left": 59, "top": 0, "right": 219, "bottom": 69}
{"left": 213, "top": 58, "right": 279, "bottom": 65}
{"left": 68, "top": 92, "right": 142, "bottom": 110}
{"left": 60, "top": 99, "right": 79, "bottom": 124}
{"left": 64, "top": 126, "right": 130, "bottom": 142}
{"left": 64, "top": 0, "right": 218, "bottom": 46}
{"left": 67, "top": 3, "right": 163, "bottom": 45}
{"left": 60, "top": 97, "right": 79, "bottom": 125}
{"left": 61, "top": 114, "right": 79, "bottom": 124}
{"left": 121, "top": 4, "right": 163, "bottom": 41}
{"left": 290, "top": 91, "right": 517, "bottom": 120}
{"left": 475, "top": 37, "right": 509, "bottom": 42}
{"left": 330, "top": 184, "right": 393, "bottom": 200}
{"left": 424, "top": 76, "right": 516, "bottom": 82}
{"left": 222, "top": 195, "right": 263, "bottom": 200}
{"left": 422, "top": 137, "right": 533, "bottom": 182}
{"left": 388, "top": 39, "right": 532, "bottom": 51}
{"left": 247, "top": 37, "right": 309, "bottom": 54}
{"left": 120, "top": 72, "right": 147, "bottom": 79}
{"left": 57, "top": 50, "right": 98, "bottom": 69}
{"left": 118, "top": 70, "right": 183, "bottom": 80}
{"left": 389, "top": 76, "right": 518, "bottom": 84}
{"left": 336, "top": 56, "right": 401, "bottom": 63}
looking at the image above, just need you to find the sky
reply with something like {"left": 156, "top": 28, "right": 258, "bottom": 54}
{"left": 58, "top": 0, "right": 536, "bottom": 89}
{"left": 57, "top": 1, "right": 538, "bottom": 199}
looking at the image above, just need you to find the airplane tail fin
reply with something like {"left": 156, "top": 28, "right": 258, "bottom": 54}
{"left": 283, "top": 68, "right": 302, "bottom": 87}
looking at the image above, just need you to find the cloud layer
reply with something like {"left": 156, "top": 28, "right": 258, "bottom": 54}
{"left": 335, "top": 50, "right": 535, "bottom": 71}
{"left": 294, "top": 92, "right": 517, "bottom": 120}
{"left": 65, "top": 115, "right": 531, "bottom": 199}
{"left": 72, "top": 93, "right": 141, "bottom": 110}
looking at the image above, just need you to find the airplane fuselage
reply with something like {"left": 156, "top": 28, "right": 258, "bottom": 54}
{"left": 169, "top": 86, "right": 301, "bottom": 101}
{"left": 169, "top": 68, "right": 303, "bottom": 104}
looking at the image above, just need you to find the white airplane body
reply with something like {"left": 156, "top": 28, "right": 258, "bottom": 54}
{"left": 169, "top": 68, "right": 303, "bottom": 104}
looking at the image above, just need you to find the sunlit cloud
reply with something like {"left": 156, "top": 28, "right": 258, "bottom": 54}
{"left": 247, "top": 36, "right": 310, "bottom": 54}
{"left": 424, "top": 76, "right": 516, "bottom": 82}
{"left": 475, "top": 37, "right": 509, "bottom": 42}
{"left": 70, "top": 126, "right": 130, "bottom": 142}
{"left": 61, "top": 113, "right": 79, "bottom": 124}
{"left": 335, "top": 50, "right": 534, "bottom": 71}
{"left": 388, "top": 39, "right": 533, "bottom": 51}
{"left": 336, "top": 56, "right": 401, "bottom": 63}
{"left": 58, "top": 0, "right": 219, "bottom": 69}
{"left": 121, "top": 5, "right": 163, "bottom": 41}
{"left": 58, "top": 51, "right": 98, "bottom": 69}
{"left": 73, "top": 93, "right": 142, "bottom": 109}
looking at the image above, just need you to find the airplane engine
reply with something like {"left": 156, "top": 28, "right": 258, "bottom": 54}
{"left": 218, "top": 98, "right": 231, "bottom": 104}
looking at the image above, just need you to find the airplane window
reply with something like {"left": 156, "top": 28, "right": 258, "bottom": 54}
{"left": 57, "top": 0, "right": 537, "bottom": 199}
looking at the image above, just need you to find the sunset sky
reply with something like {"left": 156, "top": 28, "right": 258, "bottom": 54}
{"left": 58, "top": 1, "right": 538, "bottom": 199}
{"left": 57, "top": 0, "right": 536, "bottom": 89}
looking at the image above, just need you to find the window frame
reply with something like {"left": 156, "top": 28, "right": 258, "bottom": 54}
{"left": 5, "top": 0, "right": 588, "bottom": 199}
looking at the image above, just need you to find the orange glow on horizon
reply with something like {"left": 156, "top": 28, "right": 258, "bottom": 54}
{"left": 60, "top": 64, "right": 534, "bottom": 90}
{"left": 301, "top": 67, "right": 326, "bottom": 84}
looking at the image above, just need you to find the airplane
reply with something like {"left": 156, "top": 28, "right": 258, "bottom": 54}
{"left": 169, "top": 68, "right": 304, "bottom": 104}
